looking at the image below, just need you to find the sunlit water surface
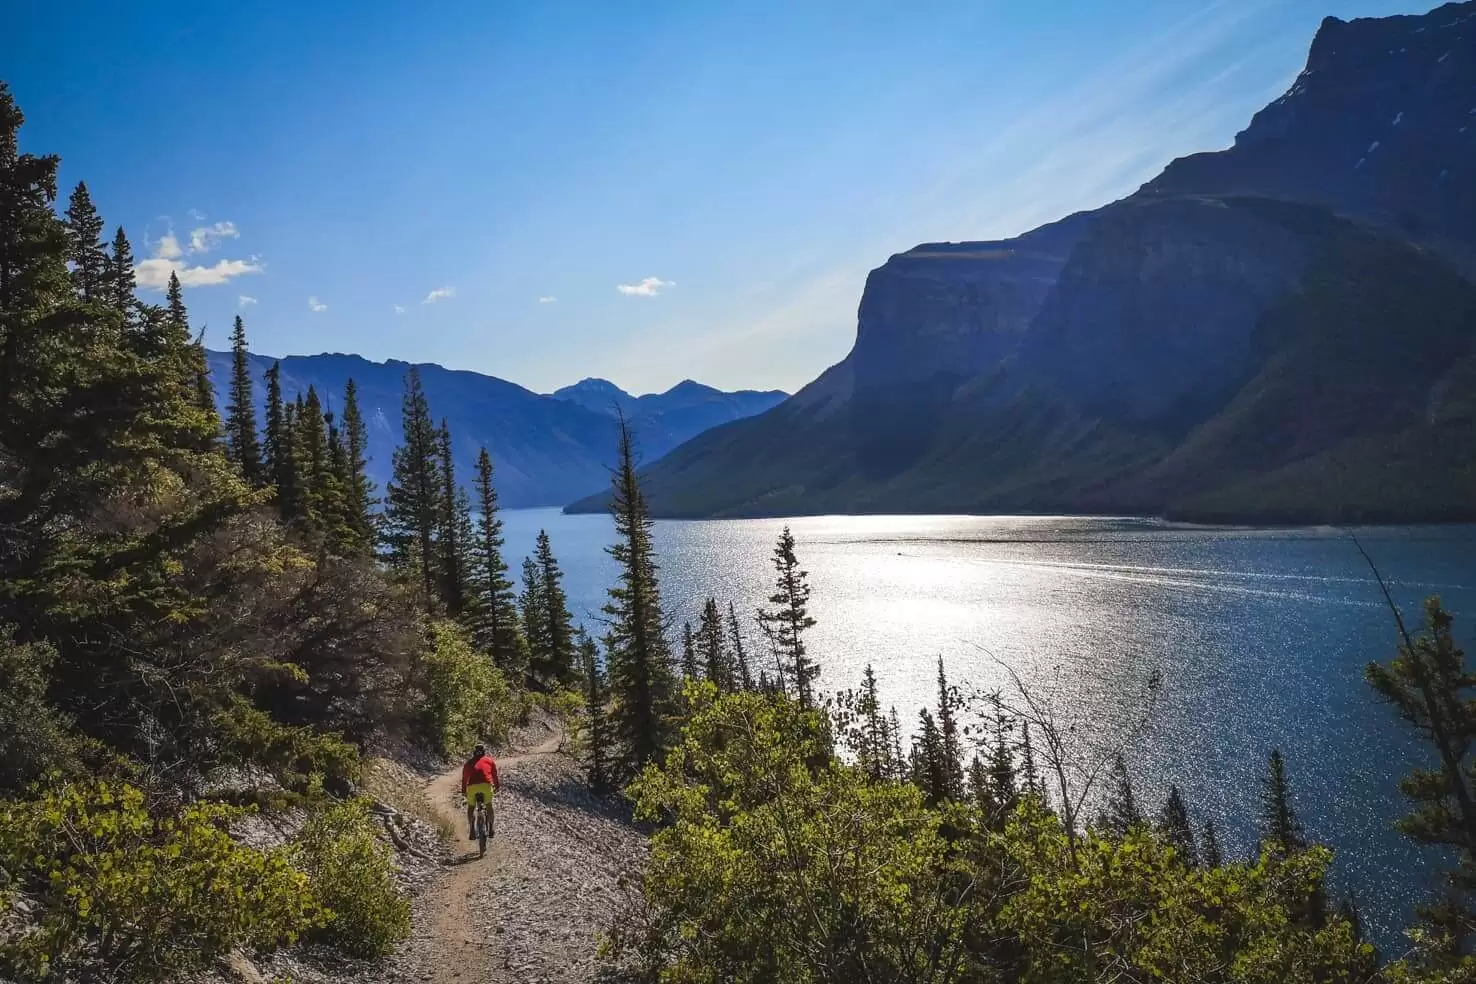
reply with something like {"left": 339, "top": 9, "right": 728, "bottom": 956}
{"left": 502, "top": 509, "right": 1476, "bottom": 940}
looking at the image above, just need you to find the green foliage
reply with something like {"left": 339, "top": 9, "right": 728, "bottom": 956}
{"left": 288, "top": 800, "right": 411, "bottom": 958}
{"left": 756, "top": 525, "right": 818, "bottom": 707}
{"left": 471, "top": 446, "right": 524, "bottom": 674}
{"left": 0, "top": 628, "right": 77, "bottom": 791}
{"left": 382, "top": 367, "right": 441, "bottom": 605}
{"left": 416, "top": 620, "right": 518, "bottom": 755}
{"left": 0, "top": 779, "right": 321, "bottom": 982}
{"left": 1260, "top": 748, "right": 1306, "bottom": 856}
{"left": 225, "top": 314, "right": 263, "bottom": 483}
{"left": 580, "top": 633, "right": 612, "bottom": 794}
{"left": 1096, "top": 752, "right": 1144, "bottom": 836}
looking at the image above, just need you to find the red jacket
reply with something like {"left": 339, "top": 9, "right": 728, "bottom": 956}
{"left": 461, "top": 754, "right": 499, "bottom": 792}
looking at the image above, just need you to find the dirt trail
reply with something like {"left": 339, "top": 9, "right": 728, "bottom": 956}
{"left": 417, "top": 731, "right": 566, "bottom": 983}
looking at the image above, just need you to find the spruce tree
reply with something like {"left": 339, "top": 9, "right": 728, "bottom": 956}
{"left": 159, "top": 272, "right": 219, "bottom": 447}
{"left": 262, "top": 361, "right": 288, "bottom": 503}
{"left": 1201, "top": 821, "right": 1224, "bottom": 868}
{"left": 1097, "top": 752, "right": 1143, "bottom": 835}
{"left": 339, "top": 379, "right": 375, "bottom": 550}
{"left": 1157, "top": 785, "right": 1198, "bottom": 866}
{"left": 63, "top": 181, "right": 106, "bottom": 301}
{"left": 382, "top": 368, "right": 440, "bottom": 605}
{"left": 1367, "top": 596, "right": 1476, "bottom": 946}
{"left": 756, "top": 526, "right": 818, "bottom": 708}
{"left": 1260, "top": 748, "right": 1306, "bottom": 856}
{"left": 276, "top": 396, "right": 305, "bottom": 521}
{"left": 581, "top": 633, "right": 611, "bottom": 794}
{"left": 681, "top": 622, "right": 700, "bottom": 682}
{"left": 105, "top": 226, "right": 134, "bottom": 315}
{"left": 535, "top": 530, "right": 577, "bottom": 687}
{"left": 911, "top": 708, "right": 949, "bottom": 806}
{"left": 855, "top": 664, "right": 888, "bottom": 780}
{"left": 601, "top": 414, "right": 678, "bottom": 780}
{"left": 888, "top": 707, "right": 906, "bottom": 779}
{"left": 472, "top": 448, "right": 522, "bottom": 671}
{"left": 224, "top": 315, "right": 262, "bottom": 482}
{"left": 726, "top": 601, "right": 754, "bottom": 691}
{"left": 519, "top": 555, "right": 549, "bottom": 682}
{"left": 435, "top": 421, "right": 471, "bottom": 615}
{"left": 1020, "top": 722, "right": 1042, "bottom": 800}
{"left": 696, "top": 598, "right": 730, "bottom": 692}
{"left": 934, "top": 657, "right": 966, "bottom": 801}
{"left": 984, "top": 694, "right": 1019, "bottom": 822}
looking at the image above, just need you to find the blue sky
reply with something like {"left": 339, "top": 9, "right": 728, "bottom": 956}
{"left": 4, "top": 1, "right": 1436, "bottom": 395}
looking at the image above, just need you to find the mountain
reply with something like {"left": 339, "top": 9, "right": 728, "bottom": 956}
{"left": 550, "top": 377, "right": 787, "bottom": 455}
{"left": 567, "top": 1, "right": 1476, "bottom": 522}
{"left": 204, "top": 353, "right": 785, "bottom": 509}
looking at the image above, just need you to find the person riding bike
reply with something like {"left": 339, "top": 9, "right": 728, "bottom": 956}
{"left": 461, "top": 743, "right": 500, "bottom": 841}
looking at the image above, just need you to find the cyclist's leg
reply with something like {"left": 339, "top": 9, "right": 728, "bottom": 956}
{"left": 465, "top": 800, "right": 476, "bottom": 839}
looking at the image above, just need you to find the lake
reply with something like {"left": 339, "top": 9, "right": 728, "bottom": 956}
{"left": 501, "top": 508, "right": 1476, "bottom": 941}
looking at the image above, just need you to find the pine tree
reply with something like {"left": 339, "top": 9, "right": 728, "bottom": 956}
{"left": 1201, "top": 821, "right": 1224, "bottom": 868}
{"left": 1020, "top": 722, "right": 1042, "bottom": 801}
{"left": 1157, "top": 785, "right": 1198, "bottom": 866}
{"left": 276, "top": 396, "right": 305, "bottom": 520}
{"left": 382, "top": 368, "right": 440, "bottom": 606}
{"left": 224, "top": 315, "right": 262, "bottom": 482}
{"left": 339, "top": 379, "right": 375, "bottom": 550}
{"left": 855, "top": 664, "right": 889, "bottom": 781}
{"left": 262, "top": 361, "right": 289, "bottom": 504}
{"left": 983, "top": 694, "right": 1019, "bottom": 823}
{"left": 63, "top": 181, "right": 106, "bottom": 301}
{"left": 696, "top": 598, "right": 730, "bottom": 692}
{"left": 471, "top": 448, "right": 522, "bottom": 672}
{"left": 1097, "top": 752, "right": 1143, "bottom": 836}
{"left": 1260, "top": 748, "right": 1306, "bottom": 856}
{"left": 435, "top": 421, "right": 471, "bottom": 615}
{"left": 888, "top": 707, "right": 906, "bottom": 780}
{"left": 534, "top": 530, "right": 577, "bottom": 687}
{"left": 105, "top": 226, "right": 134, "bottom": 315}
{"left": 601, "top": 414, "right": 678, "bottom": 780}
{"left": 934, "top": 658, "right": 965, "bottom": 802}
{"left": 911, "top": 708, "right": 949, "bottom": 806}
{"left": 158, "top": 272, "right": 218, "bottom": 448}
{"left": 726, "top": 601, "right": 754, "bottom": 691}
{"left": 581, "top": 633, "right": 611, "bottom": 794}
{"left": 520, "top": 555, "right": 548, "bottom": 682}
{"left": 680, "top": 622, "right": 700, "bottom": 682}
{"left": 756, "top": 526, "right": 818, "bottom": 708}
{"left": 1367, "top": 596, "right": 1476, "bottom": 946}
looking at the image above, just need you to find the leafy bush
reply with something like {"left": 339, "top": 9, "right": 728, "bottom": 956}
{"left": 416, "top": 619, "right": 520, "bottom": 755}
{"left": 0, "top": 629, "right": 79, "bottom": 792}
{"left": 0, "top": 779, "right": 320, "bottom": 982}
{"left": 289, "top": 800, "right": 411, "bottom": 958}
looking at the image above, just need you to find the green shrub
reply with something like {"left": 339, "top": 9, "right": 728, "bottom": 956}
{"left": 0, "top": 779, "right": 320, "bottom": 982}
{"left": 289, "top": 800, "right": 411, "bottom": 958}
{"left": 417, "top": 620, "right": 520, "bottom": 755}
{"left": 0, "top": 629, "right": 80, "bottom": 793}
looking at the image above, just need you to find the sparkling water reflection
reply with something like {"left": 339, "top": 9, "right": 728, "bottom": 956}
{"left": 502, "top": 509, "right": 1476, "bottom": 940}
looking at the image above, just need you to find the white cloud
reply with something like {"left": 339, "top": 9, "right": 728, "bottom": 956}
{"left": 538, "top": 296, "right": 557, "bottom": 304}
{"left": 188, "top": 221, "right": 238, "bottom": 253}
{"left": 238, "top": 295, "right": 257, "bottom": 308}
{"left": 394, "top": 304, "right": 407, "bottom": 314}
{"left": 155, "top": 233, "right": 183, "bottom": 260}
{"left": 616, "top": 276, "right": 674, "bottom": 297}
{"left": 187, "top": 208, "right": 206, "bottom": 221}
{"left": 135, "top": 256, "right": 263, "bottom": 289}
{"left": 308, "top": 296, "right": 327, "bottom": 312}
{"left": 422, "top": 286, "right": 456, "bottom": 304}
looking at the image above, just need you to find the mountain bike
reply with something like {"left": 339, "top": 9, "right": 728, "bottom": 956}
{"left": 470, "top": 790, "right": 494, "bottom": 857}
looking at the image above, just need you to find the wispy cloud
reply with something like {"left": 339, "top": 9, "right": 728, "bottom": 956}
{"left": 188, "top": 221, "right": 238, "bottom": 254}
{"left": 238, "top": 295, "right": 257, "bottom": 308}
{"left": 422, "top": 286, "right": 456, "bottom": 304}
{"left": 308, "top": 296, "right": 327, "bottom": 313}
{"left": 538, "top": 296, "right": 557, "bottom": 304}
{"left": 394, "top": 304, "right": 406, "bottom": 314}
{"left": 616, "top": 276, "right": 674, "bottom": 297}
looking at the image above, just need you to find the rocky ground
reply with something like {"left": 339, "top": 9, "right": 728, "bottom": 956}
{"left": 211, "top": 715, "right": 646, "bottom": 984}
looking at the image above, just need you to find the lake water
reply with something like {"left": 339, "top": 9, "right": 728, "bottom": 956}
{"left": 502, "top": 508, "right": 1476, "bottom": 941}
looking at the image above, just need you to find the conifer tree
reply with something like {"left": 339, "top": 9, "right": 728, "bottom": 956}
{"left": 158, "top": 272, "right": 218, "bottom": 446}
{"left": 276, "top": 396, "right": 305, "bottom": 520}
{"left": 854, "top": 664, "right": 889, "bottom": 780}
{"left": 601, "top": 414, "right": 678, "bottom": 779}
{"left": 383, "top": 368, "right": 440, "bottom": 605}
{"left": 1157, "top": 785, "right": 1198, "bottom": 866}
{"left": 339, "top": 379, "right": 375, "bottom": 550}
{"left": 911, "top": 708, "right": 950, "bottom": 806}
{"left": 681, "top": 622, "right": 700, "bottom": 682}
{"left": 726, "top": 601, "right": 754, "bottom": 691}
{"left": 757, "top": 526, "right": 818, "bottom": 708}
{"left": 1367, "top": 596, "right": 1476, "bottom": 946}
{"left": 696, "top": 598, "right": 730, "bottom": 692}
{"left": 1201, "top": 820, "right": 1224, "bottom": 868}
{"left": 1020, "top": 722, "right": 1042, "bottom": 800}
{"left": 888, "top": 707, "right": 906, "bottom": 779}
{"left": 934, "top": 658, "right": 966, "bottom": 801}
{"left": 63, "top": 181, "right": 106, "bottom": 301}
{"left": 224, "top": 315, "right": 262, "bottom": 482}
{"left": 435, "top": 421, "right": 471, "bottom": 615}
{"left": 1097, "top": 752, "right": 1143, "bottom": 835}
{"left": 472, "top": 448, "right": 522, "bottom": 671}
{"left": 519, "top": 555, "right": 548, "bottom": 680}
{"left": 534, "top": 529, "right": 577, "bottom": 687}
{"left": 983, "top": 694, "right": 1019, "bottom": 821}
{"left": 262, "top": 361, "right": 289, "bottom": 502}
{"left": 581, "top": 633, "right": 611, "bottom": 794}
{"left": 105, "top": 226, "right": 134, "bottom": 314}
{"left": 1260, "top": 748, "right": 1306, "bottom": 856}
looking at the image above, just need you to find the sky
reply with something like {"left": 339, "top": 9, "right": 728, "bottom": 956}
{"left": 3, "top": 0, "right": 1439, "bottom": 395}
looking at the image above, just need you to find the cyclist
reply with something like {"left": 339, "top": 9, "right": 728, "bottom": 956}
{"left": 461, "top": 743, "right": 500, "bottom": 841}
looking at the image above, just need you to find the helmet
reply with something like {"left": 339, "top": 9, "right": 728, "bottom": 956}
{"left": 472, "top": 743, "right": 487, "bottom": 759}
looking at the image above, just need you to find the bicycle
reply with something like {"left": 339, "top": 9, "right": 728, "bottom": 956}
{"left": 470, "top": 789, "right": 494, "bottom": 857}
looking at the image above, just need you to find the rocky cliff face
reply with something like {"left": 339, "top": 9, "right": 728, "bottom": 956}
{"left": 573, "top": 0, "right": 1476, "bottom": 522}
